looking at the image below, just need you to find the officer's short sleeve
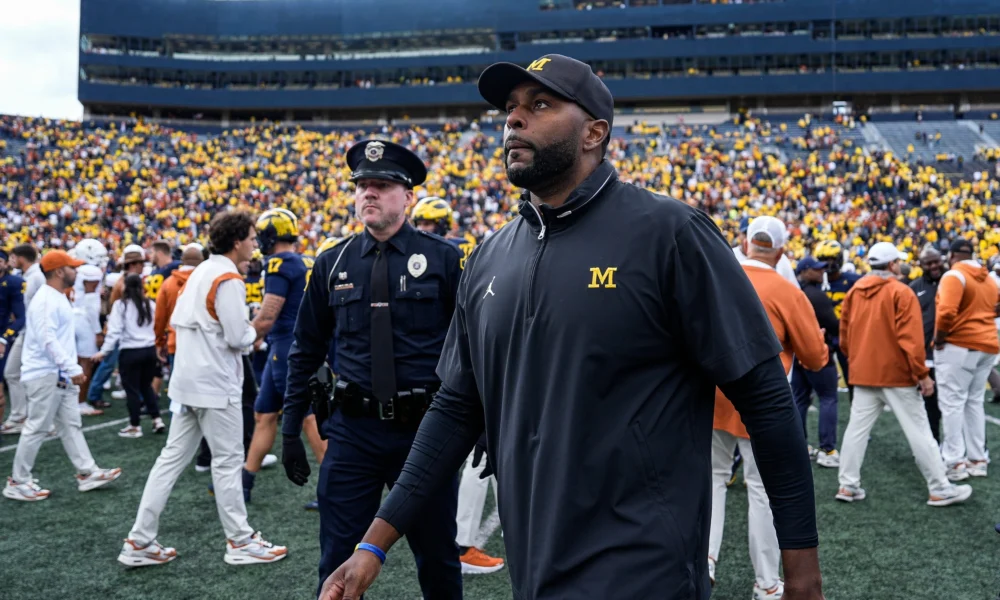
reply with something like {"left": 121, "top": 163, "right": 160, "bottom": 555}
{"left": 435, "top": 270, "right": 480, "bottom": 400}
{"left": 668, "top": 211, "right": 782, "bottom": 384}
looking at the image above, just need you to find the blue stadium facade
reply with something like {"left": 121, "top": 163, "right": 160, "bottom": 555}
{"left": 78, "top": 0, "right": 1000, "bottom": 120}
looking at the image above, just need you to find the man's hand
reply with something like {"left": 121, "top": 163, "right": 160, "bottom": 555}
{"left": 918, "top": 376, "right": 935, "bottom": 397}
{"left": 933, "top": 332, "right": 948, "bottom": 351}
{"left": 0, "top": 344, "right": 7, "bottom": 360}
{"left": 282, "top": 434, "right": 311, "bottom": 486}
{"left": 781, "top": 547, "right": 824, "bottom": 599}
{"left": 92, "top": 352, "right": 105, "bottom": 363}
{"left": 70, "top": 373, "right": 87, "bottom": 386}
{"left": 471, "top": 434, "right": 493, "bottom": 479}
{"left": 319, "top": 551, "right": 383, "bottom": 600}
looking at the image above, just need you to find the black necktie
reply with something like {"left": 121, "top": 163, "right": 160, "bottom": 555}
{"left": 370, "top": 241, "right": 397, "bottom": 405}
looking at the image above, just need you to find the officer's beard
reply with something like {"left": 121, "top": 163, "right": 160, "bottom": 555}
{"left": 506, "top": 134, "right": 578, "bottom": 191}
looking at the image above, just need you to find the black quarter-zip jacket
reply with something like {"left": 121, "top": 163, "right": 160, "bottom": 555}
{"left": 378, "top": 161, "right": 818, "bottom": 600}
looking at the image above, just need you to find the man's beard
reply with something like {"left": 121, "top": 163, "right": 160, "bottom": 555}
{"left": 359, "top": 206, "right": 402, "bottom": 232}
{"left": 505, "top": 135, "right": 578, "bottom": 190}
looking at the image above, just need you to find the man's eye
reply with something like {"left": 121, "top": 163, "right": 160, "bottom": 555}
{"left": 534, "top": 100, "right": 549, "bottom": 109}
{"left": 505, "top": 105, "right": 516, "bottom": 114}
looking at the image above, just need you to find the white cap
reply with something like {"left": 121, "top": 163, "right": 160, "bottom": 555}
{"left": 868, "top": 242, "right": 902, "bottom": 266}
{"left": 78, "top": 264, "right": 104, "bottom": 282}
{"left": 184, "top": 242, "right": 205, "bottom": 252}
{"left": 746, "top": 216, "right": 787, "bottom": 249}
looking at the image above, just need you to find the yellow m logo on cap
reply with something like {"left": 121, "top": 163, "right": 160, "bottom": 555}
{"left": 526, "top": 58, "right": 552, "bottom": 72}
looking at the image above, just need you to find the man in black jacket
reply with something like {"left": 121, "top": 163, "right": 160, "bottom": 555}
{"left": 910, "top": 245, "right": 945, "bottom": 441}
{"left": 792, "top": 256, "right": 842, "bottom": 467}
{"left": 317, "top": 54, "right": 824, "bottom": 600}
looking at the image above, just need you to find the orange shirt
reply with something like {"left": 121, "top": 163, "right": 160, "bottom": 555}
{"left": 713, "top": 262, "right": 829, "bottom": 438}
{"left": 841, "top": 274, "right": 929, "bottom": 387}
{"left": 154, "top": 268, "right": 193, "bottom": 355}
{"left": 935, "top": 261, "right": 1000, "bottom": 354}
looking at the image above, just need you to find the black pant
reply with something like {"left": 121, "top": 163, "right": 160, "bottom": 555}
{"left": 926, "top": 367, "right": 942, "bottom": 443}
{"left": 119, "top": 346, "right": 161, "bottom": 427}
{"left": 197, "top": 355, "right": 258, "bottom": 465}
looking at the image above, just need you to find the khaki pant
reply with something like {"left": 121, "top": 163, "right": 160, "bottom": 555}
{"left": 839, "top": 385, "right": 950, "bottom": 494}
{"left": 129, "top": 399, "right": 255, "bottom": 545}
{"left": 709, "top": 430, "right": 780, "bottom": 590}
{"left": 934, "top": 343, "right": 995, "bottom": 466}
{"left": 11, "top": 373, "right": 97, "bottom": 483}
{"left": 455, "top": 450, "right": 499, "bottom": 548}
{"left": 4, "top": 336, "right": 26, "bottom": 422}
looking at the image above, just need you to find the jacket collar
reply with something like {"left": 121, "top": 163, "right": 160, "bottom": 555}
{"left": 361, "top": 221, "right": 414, "bottom": 257}
{"left": 518, "top": 160, "right": 618, "bottom": 236}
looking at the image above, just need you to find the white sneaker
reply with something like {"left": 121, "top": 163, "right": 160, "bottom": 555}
{"left": 77, "top": 467, "right": 122, "bottom": 492}
{"left": 967, "top": 460, "right": 988, "bottom": 477}
{"left": 0, "top": 419, "right": 25, "bottom": 435}
{"left": 111, "top": 390, "right": 127, "bottom": 400}
{"left": 946, "top": 462, "right": 970, "bottom": 482}
{"left": 103, "top": 379, "right": 112, "bottom": 390}
{"left": 927, "top": 484, "right": 973, "bottom": 507}
{"left": 835, "top": 485, "right": 866, "bottom": 503}
{"left": 816, "top": 449, "right": 840, "bottom": 468}
{"left": 79, "top": 403, "right": 104, "bottom": 416}
{"left": 118, "top": 539, "right": 178, "bottom": 567}
{"left": 119, "top": 425, "right": 142, "bottom": 439}
{"left": 708, "top": 556, "right": 716, "bottom": 586}
{"left": 261, "top": 454, "right": 278, "bottom": 469}
{"left": 3, "top": 477, "right": 50, "bottom": 501}
{"left": 194, "top": 464, "right": 211, "bottom": 473}
{"left": 152, "top": 417, "right": 166, "bottom": 434}
{"left": 753, "top": 580, "right": 784, "bottom": 600}
{"left": 807, "top": 445, "right": 818, "bottom": 461}
{"left": 224, "top": 531, "right": 287, "bottom": 565}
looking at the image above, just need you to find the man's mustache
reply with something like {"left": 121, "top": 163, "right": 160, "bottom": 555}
{"left": 504, "top": 136, "right": 536, "bottom": 155}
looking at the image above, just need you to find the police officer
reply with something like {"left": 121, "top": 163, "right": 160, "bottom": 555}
{"left": 282, "top": 139, "right": 463, "bottom": 598}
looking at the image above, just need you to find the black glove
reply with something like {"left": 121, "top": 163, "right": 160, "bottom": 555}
{"left": 472, "top": 433, "right": 493, "bottom": 479}
{"left": 282, "top": 434, "right": 311, "bottom": 486}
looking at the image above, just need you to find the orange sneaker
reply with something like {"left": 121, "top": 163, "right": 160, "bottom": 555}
{"left": 460, "top": 547, "right": 505, "bottom": 574}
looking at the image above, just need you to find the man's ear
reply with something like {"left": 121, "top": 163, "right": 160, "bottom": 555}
{"left": 583, "top": 119, "right": 610, "bottom": 152}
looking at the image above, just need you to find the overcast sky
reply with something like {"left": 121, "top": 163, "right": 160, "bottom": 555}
{"left": 0, "top": 0, "right": 83, "bottom": 120}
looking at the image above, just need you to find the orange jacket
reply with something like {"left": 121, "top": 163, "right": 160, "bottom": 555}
{"left": 154, "top": 268, "right": 194, "bottom": 355}
{"left": 841, "top": 274, "right": 929, "bottom": 387}
{"left": 935, "top": 261, "right": 1000, "bottom": 354}
{"left": 714, "top": 263, "right": 829, "bottom": 438}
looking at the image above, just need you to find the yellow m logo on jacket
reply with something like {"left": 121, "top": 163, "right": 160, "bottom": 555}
{"left": 588, "top": 267, "right": 617, "bottom": 289}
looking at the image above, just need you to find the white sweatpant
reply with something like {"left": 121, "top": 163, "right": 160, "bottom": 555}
{"left": 11, "top": 373, "right": 97, "bottom": 482}
{"left": 709, "top": 430, "right": 780, "bottom": 590}
{"left": 455, "top": 450, "right": 499, "bottom": 548}
{"left": 839, "top": 385, "right": 951, "bottom": 493}
{"left": 934, "top": 343, "right": 995, "bottom": 466}
{"left": 4, "top": 336, "right": 27, "bottom": 422}
{"left": 129, "top": 399, "right": 254, "bottom": 545}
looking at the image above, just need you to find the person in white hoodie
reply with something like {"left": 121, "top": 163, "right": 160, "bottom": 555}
{"left": 94, "top": 274, "right": 164, "bottom": 438}
{"left": 73, "top": 264, "right": 104, "bottom": 414}
{"left": 119, "top": 211, "right": 286, "bottom": 568}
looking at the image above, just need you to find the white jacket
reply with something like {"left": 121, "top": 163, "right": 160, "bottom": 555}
{"left": 168, "top": 255, "right": 255, "bottom": 410}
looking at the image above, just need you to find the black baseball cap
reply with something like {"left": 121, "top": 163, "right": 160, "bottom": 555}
{"left": 949, "top": 238, "right": 974, "bottom": 255}
{"left": 346, "top": 139, "right": 427, "bottom": 188}
{"left": 478, "top": 54, "right": 615, "bottom": 131}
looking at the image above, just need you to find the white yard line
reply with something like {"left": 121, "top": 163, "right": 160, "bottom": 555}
{"left": 0, "top": 417, "right": 130, "bottom": 454}
{"left": 475, "top": 507, "right": 501, "bottom": 548}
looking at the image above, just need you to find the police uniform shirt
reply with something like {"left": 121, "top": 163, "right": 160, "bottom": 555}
{"left": 0, "top": 273, "right": 26, "bottom": 346}
{"left": 262, "top": 252, "right": 311, "bottom": 340}
{"left": 377, "top": 161, "right": 818, "bottom": 599}
{"left": 283, "top": 222, "right": 461, "bottom": 436}
{"left": 145, "top": 260, "right": 181, "bottom": 300}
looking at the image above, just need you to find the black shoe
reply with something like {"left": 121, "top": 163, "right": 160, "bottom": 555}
{"left": 727, "top": 450, "right": 742, "bottom": 488}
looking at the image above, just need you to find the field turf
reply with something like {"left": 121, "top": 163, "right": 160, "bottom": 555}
{"left": 1, "top": 390, "right": 999, "bottom": 599}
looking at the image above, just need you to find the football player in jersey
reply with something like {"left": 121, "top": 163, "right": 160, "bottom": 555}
{"left": 144, "top": 241, "right": 180, "bottom": 301}
{"left": 242, "top": 209, "right": 324, "bottom": 502}
{"left": 412, "top": 197, "right": 476, "bottom": 269}
{"left": 814, "top": 240, "right": 861, "bottom": 400}
{"left": 245, "top": 249, "right": 268, "bottom": 386}
{"left": 0, "top": 250, "right": 25, "bottom": 425}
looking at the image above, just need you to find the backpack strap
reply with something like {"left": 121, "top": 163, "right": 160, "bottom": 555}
{"left": 206, "top": 273, "right": 244, "bottom": 321}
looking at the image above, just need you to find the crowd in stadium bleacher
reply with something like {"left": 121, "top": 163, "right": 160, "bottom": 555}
{"left": 3, "top": 111, "right": 1000, "bottom": 277}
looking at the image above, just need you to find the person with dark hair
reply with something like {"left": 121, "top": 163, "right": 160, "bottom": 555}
{"left": 119, "top": 209, "right": 286, "bottom": 568}
{"left": 1, "top": 244, "right": 44, "bottom": 435}
{"left": 94, "top": 274, "right": 163, "bottom": 438}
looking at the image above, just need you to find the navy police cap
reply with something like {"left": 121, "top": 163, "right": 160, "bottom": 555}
{"left": 346, "top": 139, "right": 427, "bottom": 188}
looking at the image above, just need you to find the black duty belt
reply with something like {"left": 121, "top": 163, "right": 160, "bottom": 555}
{"left": 333, "top": 379, "right": 439, "bottom": 426}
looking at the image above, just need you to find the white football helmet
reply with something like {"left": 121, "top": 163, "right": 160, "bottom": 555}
{"left": 74, "top": 239, "right": 109, "bottom": 269}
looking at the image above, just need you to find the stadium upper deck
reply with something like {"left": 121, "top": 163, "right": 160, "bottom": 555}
{"left": 79, "top": 0, "right": 1000, "bottom": 121}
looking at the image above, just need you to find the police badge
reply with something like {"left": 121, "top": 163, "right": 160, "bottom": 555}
{"left": 365, "top": 141, "right": 385, "bottom": 162}
{"left": 407, "top": 254, "right": 427, "bottom": 278}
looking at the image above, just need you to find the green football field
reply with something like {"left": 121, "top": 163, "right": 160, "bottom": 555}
{"left": 2, "top": 391, "right": 999, "bottom": 600}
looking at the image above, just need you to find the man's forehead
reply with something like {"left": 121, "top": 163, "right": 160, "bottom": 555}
{"left": 506, "top": 82, "right": 560, "bottom": 103}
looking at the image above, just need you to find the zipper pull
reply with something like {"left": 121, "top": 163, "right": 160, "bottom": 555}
{"left": 538, "top": 225, "right": 546, "bottom": 240}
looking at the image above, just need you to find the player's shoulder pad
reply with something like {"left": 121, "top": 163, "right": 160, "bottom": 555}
{"left": 416, "top": 230, "right": 462, "bottom": 256}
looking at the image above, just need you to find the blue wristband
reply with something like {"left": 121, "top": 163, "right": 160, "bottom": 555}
{"left": 355, "top": 542, "right": 387, "bottom": 564}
